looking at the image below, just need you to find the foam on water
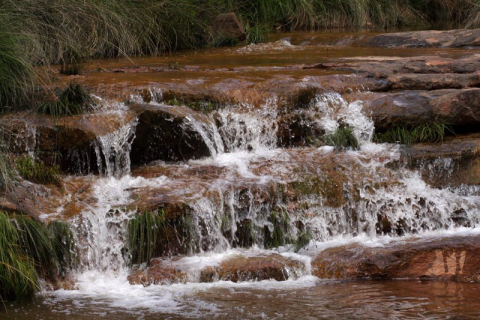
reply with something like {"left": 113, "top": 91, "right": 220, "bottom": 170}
{"left": 42, "top": 87, "right": 480, "bottom": 316}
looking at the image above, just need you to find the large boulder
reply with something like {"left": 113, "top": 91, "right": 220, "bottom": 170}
{"left": 130, "top": 103, "right": 213, "bottom": 165}
{"left": 312, "top": 235, "right": 480, "bottom": 281}
{"left": 359, "top": 89, "right": 480, "bottom": 130}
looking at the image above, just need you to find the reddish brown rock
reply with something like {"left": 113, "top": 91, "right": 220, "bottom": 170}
{"left": 402, "top": 134, "right": 480, "bottom": 188}
{"left": 388, "top": 72, "right": 480, "bottom": 91}
{"left": 200, "top": 254, "right": 305, "bottom": 282}
{"left": 362, "top": 29, "right": 480, "bottom": 48}
{"left": 128, "top": 261, "right": 186, "bottom": 286}
{"left": 0, "top": 111, "right": 136, "bottom": 174}
{"left": 360, "top": 89, "right": 480, "bottom": 130}
{"left": 213, "top": 13, "right": 246, "bottom": 41}
{"left": 312, "top": 236, "right": 480, "bottom": 281}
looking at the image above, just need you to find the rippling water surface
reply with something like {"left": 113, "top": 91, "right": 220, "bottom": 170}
{"left": 3, "top": 280, "right": 480, "bottom": 319}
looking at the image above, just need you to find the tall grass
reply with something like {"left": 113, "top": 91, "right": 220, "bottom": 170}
{"left": 0, "top": 212, "right": 76, "bottom": 301}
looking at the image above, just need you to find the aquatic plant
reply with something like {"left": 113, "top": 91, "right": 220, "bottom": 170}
{"left": 324, "top": 125, "right": 360, "bottom": 150}
{"left": 294, "top": 231, "right": 313, "bottom": 252}
{"left": 266, "top": 210, "right": 291, "bottom": 248}
{"left": 16, "top": 157, "right": 61, "bottom": 186}
{"left": 37, "top": 83, "right": 94, "bottom": 117}
{"left": 48, "top": 221, "right": 77, "bottom": 277}
{"left": 127, "top": 210, "right": 168, "bottom": 265}
{"left": 374, "top": 123, "right": 454, "bottom": 146}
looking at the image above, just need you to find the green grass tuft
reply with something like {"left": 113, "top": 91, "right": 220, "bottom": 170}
{"left": 324, "top": 125, "right": 360, "bottom": 150}
{"left": 37, "top": 83, "right": 94, "bottom": 117}
{"left": 48, "top": 221, "right": 77, "bottom": 277}
{"left": 16, "top": 157, "right": 61, "bottom": 186}
{"left": 127, "top": 210, "right": 168, "bottom": 266}
{"left": 294, "top": 231, "right": 313, "bottom": 252}
{"left": 374, "top": 123, "right": 454, "bottom": 146}
{"left": 0, "top": 212, "right": 39, "bottom": 301}
{"left": 266, "top": 210, "right": 290, "bottom": 248}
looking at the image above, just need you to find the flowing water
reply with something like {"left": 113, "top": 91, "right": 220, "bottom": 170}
{"left": 3, "top": 33, "right": 480, "bottom": 319}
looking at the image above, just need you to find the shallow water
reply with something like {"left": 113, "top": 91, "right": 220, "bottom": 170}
{"left": 3, "top": 280, "right": 480, "bottom": 319}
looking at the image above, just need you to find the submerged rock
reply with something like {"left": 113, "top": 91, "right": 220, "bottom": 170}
{"left": 312, "top": 235, "right": 480, "bottom": 281}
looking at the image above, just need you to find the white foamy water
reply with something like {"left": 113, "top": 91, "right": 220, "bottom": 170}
{"left": 39, "top": 87, "right": 480, "bottom": 318}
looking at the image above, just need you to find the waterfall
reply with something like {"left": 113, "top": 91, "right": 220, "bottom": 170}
{"left": 94, "top": 119, "right": 137, "bottom": 178}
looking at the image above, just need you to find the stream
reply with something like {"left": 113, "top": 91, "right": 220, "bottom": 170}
{"left": 2, "top": 31, "right": 480, "bottom": 319}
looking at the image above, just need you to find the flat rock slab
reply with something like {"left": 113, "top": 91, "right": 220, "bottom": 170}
{"left": 312, "top": 235, "right": 480, "bottom": 281}
{"left": 362, "top": 29, "right": 480, "bottom": 48}
{"left": 357, "top": 88, "right": 480, "bottom": 130}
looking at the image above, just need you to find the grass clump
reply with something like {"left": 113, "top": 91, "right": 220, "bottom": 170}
{"left": 0, "top": 129, "right": 15, "bottom": 191}
{"left": 0, "top": 212, "right": 76, "bottom": 301}
{"left": 37, "top": 83, "right": 94, "bottom": 117}
{"left": 127, "top": 210, "right": 168, "bottom": 266}
{"left": 266, "top": 210, "right": 290, "bottom": 248}
{"left": 324, "top": 125, "right": 360, "bottom": 150}
{"left": 0, "top": 212, "right": 38, "bottom": 301}
{"left": 294, "top": 231, "right": 313, "bottom": 252}
{"left": 374, "top": 123, "right": 454, "bottom": 146}
{"left": 16, "top": 157, "right": 61, "bottom": 186}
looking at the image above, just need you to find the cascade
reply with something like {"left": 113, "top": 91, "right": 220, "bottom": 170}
{"left": 67, "top": 91, "right": 480, "bottom": 276}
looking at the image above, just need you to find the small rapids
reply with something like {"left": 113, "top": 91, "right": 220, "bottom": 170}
{"left": 27, "top": 89, "right": 480, "bottom": 318}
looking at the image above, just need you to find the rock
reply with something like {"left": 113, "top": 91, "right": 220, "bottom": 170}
{"left": 213, "top": 13, "right": 246, "bottom": 41}
{"left": 128, "top": 260, "right": 186, "bottom": 286}
{"left": 402, "top": 134, "right": 480, "bottom": 188}
{"left": 360, "top": 89, "right": 480, "bottom": 131}
{"left": 130, "top": 103, "right": 213, "bottom": 165}
{"left": 387, "top": 72, "right": 480, "bottom": 91}
{"left": 362, "top": 29, "right": 480, "bottom": 48}
{"left": 200, "top": 254, "right": 305, "bottom": 282}
{"left": 0, "top": 111, "right": 136, "bottom": 174}
{"left": 312, "top": 235, "right": 480, "bottom": 281}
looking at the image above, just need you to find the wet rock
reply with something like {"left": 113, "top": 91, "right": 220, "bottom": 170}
{"left": 212, "top": 13, "right": 246, "bottom": 41}
{"left": 360, "top": 89, "right": 480, "bottom": 130}
{"left": 128, "top": 261, "right": 186, "bottom": 286}
{"left": 362, "top": 29, "right": 480, "bottom": 48}
{"left": 0, "top": 111, "right": 136, "bottom": 174}
{"left": 402, "top": 134, "right": 480, "bottom": 188}
{"left": 387, "top": 72, "right": 480, "bottom": 91}
{"left": 312, "top": 235, "right": 480, "bottom": 281}
{"left": 130, "top": 103, "right": 212, "bottom": 164}
{"left": 200, "top": 254, "right": 305, "bottom": 282}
